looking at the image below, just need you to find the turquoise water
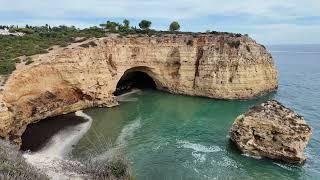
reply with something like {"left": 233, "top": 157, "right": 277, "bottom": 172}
{"left": 72, "top": 45, "right": 320, "bottom": 179}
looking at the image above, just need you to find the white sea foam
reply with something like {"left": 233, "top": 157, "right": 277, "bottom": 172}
{"left": 177, "top": 140, "right": 222, "bottom": 153}
{"left": 216, "top": 157, "right": 239, "bottom": 168}
{"left": 23, "top": 110, "right": 93, "bottom": 180}
{"left": 242, "top": 153, "right": 262, "bottom": 160}
{"left": 192, "top": 152, "right": 206, "bottom": 163}
{"left": 117, "top": 89, "right": 141, "bottom": 102}
{"left": 274, "top": 162, "right": 294, "bottom": 171}
{"left": 115, "top": 117, "right": 141, "bottom": 146}
{"left": 95, "top": 117, "right": 141, "bottom": 160}
{"left": 152, "top": 141, "right": 169, "bottom": 151}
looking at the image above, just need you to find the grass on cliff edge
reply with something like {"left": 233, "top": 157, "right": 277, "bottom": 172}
{"left": 0, "top": 139, "right": 49, "bottom": 179}
{"left": 0, "top": 27, "right": 106, "bottom": 75}
{"left": 62, "top": 156, "right": 133, "bottom": 180}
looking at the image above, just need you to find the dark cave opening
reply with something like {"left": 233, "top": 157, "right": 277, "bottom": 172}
{"left": 21, "top": 113, "right": 87, "bottom": 152}
{"left": 113, "top": 71, "right": 157, "bottom": 96}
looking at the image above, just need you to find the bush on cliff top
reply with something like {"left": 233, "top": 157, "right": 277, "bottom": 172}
{"left": 0, "top": 26, "right": 105, "bottom": 75}
{"left": 0, "top": 140, "right": 48, "bottom": 179}
{"left": 62, "top": 156, "right": 132, "bottom": 180}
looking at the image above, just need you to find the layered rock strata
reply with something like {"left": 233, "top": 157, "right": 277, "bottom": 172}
{"left": 0, "top": 33, "right": 278, "bottom": 145}
{"left": 229, "top": 100, "right": 312, "bottom": 164}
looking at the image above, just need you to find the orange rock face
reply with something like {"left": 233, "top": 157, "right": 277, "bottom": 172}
{"left": 0, "top": 33, "right": 278, "bottom": 145}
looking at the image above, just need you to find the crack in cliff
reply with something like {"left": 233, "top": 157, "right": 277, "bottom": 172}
{"left": 106, "top": 53, "right": 117, "bottom": 77}
{"left": 166, "top": 47, "right": 181, "bottom": 79}
{"left": 193, "top": 47, "right": 204, "bottom": 88}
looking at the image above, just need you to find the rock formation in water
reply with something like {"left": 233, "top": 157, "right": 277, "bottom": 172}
{"left": 229, "top": 100, "right": 312, "bottom": 164}
{"left": 0, "top": 33, "right": 278, "bottom": 145}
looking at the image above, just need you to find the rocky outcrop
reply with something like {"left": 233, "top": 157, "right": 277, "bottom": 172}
{"left": 229, "top": 100, "right": 312, "bottom": 164}
{"left": 0, "top": 33, "right": 278, "bottom": 145}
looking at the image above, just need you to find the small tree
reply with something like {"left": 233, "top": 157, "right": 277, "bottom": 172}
{"left": 100, "top": 21, "right": 119, "bottom": 32}
{"left": 106, "top": 21, "right": 119, "bottom": 32}
{"left": 169, "top": 21, "right": 180, "bottom": 31}
{"left": 139, "top": 20, "right": 152, "bottom": 30}
{"left": 123, "top": 19, "right": 130, "bottom": 29}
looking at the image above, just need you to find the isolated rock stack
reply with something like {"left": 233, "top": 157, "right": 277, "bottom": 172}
{"left": 229, "top": 100, "right": 312, "bottom": 164}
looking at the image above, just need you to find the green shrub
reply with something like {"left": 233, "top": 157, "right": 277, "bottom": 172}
{"left": 25, "top": 57, "right": 33, "bottom": 65}
{"left": 13, "top": 58, "right": 21, "bottom": 63}
{"left": 169, "top": 21, "right": 180, "bottom": 31}
{"left": 227, "top": 40, "right": 241, "bottom": 49}
{"left": 9, "top": 28, "right": 35, "bottom": 34}
{"left": 0, "top": 60, "right": 16, "bottom": 75}
{"left": 62, "top": 156, "right": 131, "bottom": 179}
{"left": 139, "top": 20, "right": 152, "bottom": 30}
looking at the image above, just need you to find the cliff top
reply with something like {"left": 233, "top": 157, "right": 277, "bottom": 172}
{"left": 0, "top": 22, "right": 259, "bottom": 75}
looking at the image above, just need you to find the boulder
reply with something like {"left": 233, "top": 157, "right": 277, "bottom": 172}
{"left": 229, "top": 100, "right": 312, "bottom": 164}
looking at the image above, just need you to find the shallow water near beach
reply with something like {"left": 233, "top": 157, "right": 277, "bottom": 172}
{"left": 66, "top": 44, "right": 320, "bottom": 179}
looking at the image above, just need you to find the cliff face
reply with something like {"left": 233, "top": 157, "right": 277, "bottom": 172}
{"left": 0, "top": 33, "right": 278, "bottom": 144}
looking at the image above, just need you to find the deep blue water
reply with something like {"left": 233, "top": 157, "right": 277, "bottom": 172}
{"left": 72, "top": 44, "right": 320, "bottom": 179}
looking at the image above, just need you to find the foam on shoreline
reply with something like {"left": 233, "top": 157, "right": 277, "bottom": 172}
{"left": 23, "top": 110, "right": 93, "bottom": 179}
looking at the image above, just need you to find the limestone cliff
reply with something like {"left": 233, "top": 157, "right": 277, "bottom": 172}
{"left": 0, "top": 33, "right": 278, "bottom": 145}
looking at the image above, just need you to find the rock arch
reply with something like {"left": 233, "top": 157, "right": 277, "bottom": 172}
{"left": 113, "top": 66, "right": 160, "bottom": 95}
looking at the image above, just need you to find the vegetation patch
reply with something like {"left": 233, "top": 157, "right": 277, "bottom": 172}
{"left": 0, "top": 60, "right": 16, "bottom": 75}
{"left": 227, "top": 40, "right": 241, "bottom": 49}
{"left": 62, "top": 153, "right": 132, "bottom": 179}
{"left": 25, "top": 57, "right": 33, "bottom": 65}
{"left": 0, "top": 25, "right": 106, "bottom": 75}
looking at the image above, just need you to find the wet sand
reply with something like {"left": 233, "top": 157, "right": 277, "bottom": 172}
{"left": 21, "top": 113, "right": 88, "bottom": 152}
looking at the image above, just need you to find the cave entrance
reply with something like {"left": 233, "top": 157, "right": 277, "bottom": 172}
{"left": 113, "top": 70, "right": 157, "bottom": 96}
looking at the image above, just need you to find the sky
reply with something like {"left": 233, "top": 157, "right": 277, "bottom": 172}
{"left": 1, "top": 0, "right": 320, "bottom": 45}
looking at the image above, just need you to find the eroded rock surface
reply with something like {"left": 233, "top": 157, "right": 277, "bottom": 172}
{"left": 0, "top": 33, "right": 278, "bottom": 145}
{"left": 230, "top": 100, "right": 312, "bottom": 164}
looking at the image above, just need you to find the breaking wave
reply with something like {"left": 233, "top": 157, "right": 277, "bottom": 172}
{"left": 115, "top": 117, "right": 141, "bottom": 146}
{"left": 116, "top": 88, "right": 141, "bottom": 102}
{"left": 23, "top": 110, "right": 93, "bottom": 179}
{"left": 94, "top": 117, "right": 141, "bottom": 160}
{"left": 242, "top": 153, "right": 262, "bottom": 160}
{"left": 177, "top": 140, "right": 222, "bottom": 153}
